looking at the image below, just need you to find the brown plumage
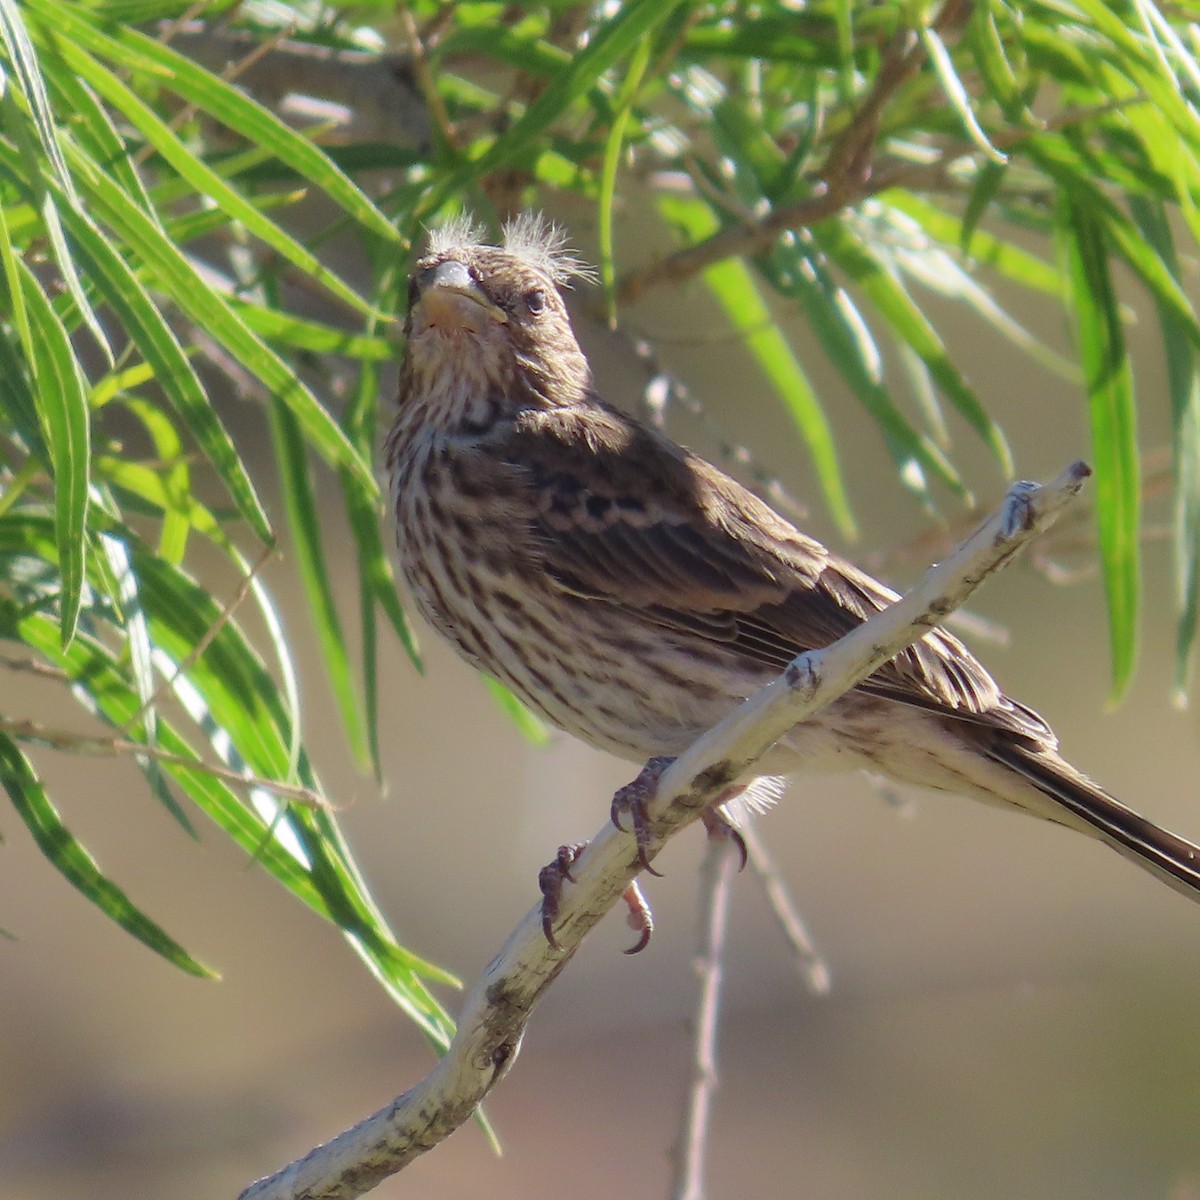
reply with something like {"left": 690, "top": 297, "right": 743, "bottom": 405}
{"left": 387, "top": 214, "right": 1200, "bottom": 905}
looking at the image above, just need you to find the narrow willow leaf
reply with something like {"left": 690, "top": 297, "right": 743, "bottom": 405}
{"left": 122, "top": 549, "right": 451, "bottom": 989}
{"left": 29, "top": 4, "right": 401, "bottom": 243}
{"left": 0, "top": 133, "right": 272, "bottom": 535}
{"left": 267, "top": 397, "right": 369, "bottom": 769}
{"left": 659, "top": 195, "right": 856, "bottom": 538}
{"left": 1061, "top": 193, "right": 1139, "bottom": 699}
{"left": 969, "top": 1, "right": 1028, "bottom": 121}
{"left": 599, "top": 35, "right": 652, "bottom": 323}
{"left": 0, "top": 0, "right": 72, "bottom": 194}
{"left": 342, "top": 322, "right": 417, "bottom": 777}
{"left": 431, "top": 0, "right": 683, "bottom": 206}
{"left": 0, "top": 731, "right": 216, "bottom": 977}
{"left": 49, "top": 37, "right": 376, "bottom": 318}
{"left": 920, "top": 25, "right": 1007, "bottom": 164}
{"left": 1026, "top": 136, "right": 1200, "bottom": 336}
{"left": 768, "top": 234, "right": 971, "bottom": 508}
{"left": 42, "top": 53, "right": 154, "bottom": 216}
{"left": 884, "top": 187, "right": 1061, "bottom": 295}
{"left": 96, "top": 528, "right": 200, "bottom": 835}
{"left": 3, "top": 602, "right": 334, "bottom": 924}
{"left": 0, "top": 80, "right": 112, "bottom": 361}
{"left": 960, "top": 160, "right": 1009, "bottom": 259}
{"left": 484, "top": 677, "right": 551, "bottom": 746}
{"left": 48, "top": 180, "right": 274, "bottom": 542}
{"left": 813, "top": 218, "right": 1013, "bottom": 475}
{"left": 1128, "top": 197, "right": 1200, "bottom": 701}
{"left": 0, "top": 197, "right": 32, "bottom": 366}
{"left": 16, "top": 260, "right": 88, "bottom": 644}
{"left": 65, "top": 143, "right": 376, "bottom": 493}
{"left": 882, "top": 204, "right": 1079, "bottom": 381}
{"left": 232, "top": 301, "right": 397, "bottom": 360}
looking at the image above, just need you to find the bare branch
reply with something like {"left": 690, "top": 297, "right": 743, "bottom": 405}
{"left": 669, "top": 833, "right": 740, "bottom": 1200}
{"left": 238, "top": 461, "right": 1091, "bottom": 1200}
{"left": 741, "top": 822, "right": 831, "bottom": 995}
{"left": 0, "top": 717, "right": 328, "bottom": 809}
{"left": 163, "top": 23, "right": 430, "bottom": 147}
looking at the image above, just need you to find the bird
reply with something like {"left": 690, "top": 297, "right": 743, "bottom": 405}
{"left": 385, "top": 212, "right": 1200, "bottom": 939}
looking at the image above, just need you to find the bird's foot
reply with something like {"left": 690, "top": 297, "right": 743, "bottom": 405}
{"left": 539, "top": 841, "right": 587, "bottom": 951}
{"left": 701, "top": 803, "right": 749, "bottom": 872}
{"left": 538, "top": 842, "right": 655, "bottom": 954}
{"left": 611, "top": 755, "right": 674, "bottom": 876}
{"left": 621, "top": 880, "right": 654, "bottom": 955}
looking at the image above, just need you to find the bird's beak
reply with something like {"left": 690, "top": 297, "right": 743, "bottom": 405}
{"left": 411, "top": 259, "right": 507, "bottom": 333}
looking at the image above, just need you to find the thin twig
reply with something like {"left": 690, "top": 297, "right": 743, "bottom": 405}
{"left": 119, "top": 541, "right": 275, "bottom": 736}
{"left": 238, "top": 461, "right": 1090, "bottom": 1200}
{"left": 669, "top": 833, "right": 740, "bottom": 1200}
{"left": 618, "top": 12, "right": 936, "bottom": 306}
{"left": 626, "top": 333, "right": 808, "bottom": 523}
{"left": 134, "top": 17, "right": 298, "bottom": 166}
{"left": 740, "top": 822, "right": 830, "bottom": 995}
{"left": 397, "top": 6, "right": 457, "bottom": 153}
{"left": 0, "top": 655, "right": 68, "bottom": 682}
{"left": 0, "top": 716, "right": 328, "bottom": 808}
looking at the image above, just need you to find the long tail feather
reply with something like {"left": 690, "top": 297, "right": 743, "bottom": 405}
{"left": 990, "top": 744, "right": 1200, "bottom": 902}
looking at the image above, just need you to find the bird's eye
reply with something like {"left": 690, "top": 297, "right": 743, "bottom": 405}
{"left": 525, "top": 288, "right": 546, "bottom": 315}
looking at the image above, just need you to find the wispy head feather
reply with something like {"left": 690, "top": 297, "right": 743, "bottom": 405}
{"left": 423, "top": 211, "right": 595, "bottom": 286}
{"left": 502, "top": 213, "right": 595, "bottom": 286}
{"left": 424, "top": 213, "right": 486, "bottom": 259}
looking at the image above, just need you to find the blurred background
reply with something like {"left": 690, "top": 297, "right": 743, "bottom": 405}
{"left": 3, "top": 199, "right": 1200, "bottom": 1200}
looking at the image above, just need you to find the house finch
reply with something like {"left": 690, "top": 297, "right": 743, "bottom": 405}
{"left": 386, "top": 214, "right": 1200, "bottom": 928}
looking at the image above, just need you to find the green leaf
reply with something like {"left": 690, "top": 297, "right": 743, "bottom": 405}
{"left": 341, "top": 328, "right": 421, "bottom": 778}
{"left": 768, "top": 233, "right": 970, "bottom": 509}
{"left": 64, "top": 143, "right": 376, "bottom": 494}
{"left": 42, "top": 52, "right": 155, "bottom": 216}
{"left": 430, "top": 0, "right": 684, "bottom": 205}
{"left": 50, "top": 189, "right": 274, "bottom": 543}
{"left": 812, "top": 217, "right": 1013, "bottom": 475}
{"left": 919, "top": 25, "right": 1007, "bottom": 164}
{"left": 659, "top": 195, "right": 856, "bottom": 538}
{"left": 0, "top": 0, "right": 71, "bottom": 193}
{"left": 268, "top": 397, "right": 370, "bottom": 770}
{"left": 1060, "top": 192, "right": 1139, "bottom": 700}
{"left": 0, "top": 26, "right": 111, "bottom": 361}
{"left": 233, "top": 301, "right": 397, "bottom": 361}
{"left": 1129, "top": 197, "right": 1200, "bottom": 702}
{"left": 0, "top": 731, "right": 216, "bottom": 978}
{"left": 25, "top": 0, "right": 400, "bottom": 244}
{"left": 598, "top": 35, "right": 652, "bottom": 324}
{"left": 485, "top": 677, "right": 551, "bottom": 746}
{"left": 15, "top": 259, "right": 89, "bottom": 644}
{"left": 884, "top": 187, "right": 1061, "bottom": 295}
{"left": 2, "top": 599, "right": 336, "bottom": 931}
{"left": 45, "top": 36, "right": 376, "bottom": 318}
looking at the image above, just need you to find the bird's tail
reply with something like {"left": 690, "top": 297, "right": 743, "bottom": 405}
{"left": 989, "top": 742, "right": 1200, "bottom": 903}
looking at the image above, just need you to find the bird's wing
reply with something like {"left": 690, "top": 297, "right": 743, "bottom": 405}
{"left": 483, "top": 402, "right": 1053, "bottom": 745}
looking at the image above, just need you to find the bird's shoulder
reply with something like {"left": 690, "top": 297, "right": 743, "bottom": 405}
{"left": 478, "top": 397, "right": 1053, "bottom": 743}
{"left": 479, "top": 397, "right": 829, "bottom": 606}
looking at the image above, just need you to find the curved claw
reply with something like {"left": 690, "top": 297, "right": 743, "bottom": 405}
{"left": 624, "top": 926, "right": 653, "bottom": 955}
{"left": 638, "top": 843, "right": 664, "bottom": 878}
{"left": 621, "top": 881, "right": 654, "bottom": 954}
{"left": 729, "top": 826, "right": 748, "bottom": 872}
{"left": 610, "top": 795, "right": 628, "bottom": 833}
{"left": 612, "top": 756, "right": 675, "bottom": 876}
{"left": 701, "top": 804, "right": 748, "bottom": 871}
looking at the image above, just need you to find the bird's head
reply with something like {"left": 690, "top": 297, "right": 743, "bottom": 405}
{"left": 401, "top": 214, "right": 593, "bottom": 412}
